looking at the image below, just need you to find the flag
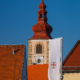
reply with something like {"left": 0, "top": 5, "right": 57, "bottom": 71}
{"left": 48, "top": 37, "right": 63, "bottom": 80}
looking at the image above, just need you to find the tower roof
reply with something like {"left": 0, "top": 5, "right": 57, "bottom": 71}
{"left": 29, "top": 0, "right": 53, "bottom": 39}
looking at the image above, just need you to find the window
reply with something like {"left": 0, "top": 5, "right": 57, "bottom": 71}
{"left": 36, "top": 44, "right": 42, "bottom": 53}
{"left": 40, "top": 14, "right": 43, "bottom": 18}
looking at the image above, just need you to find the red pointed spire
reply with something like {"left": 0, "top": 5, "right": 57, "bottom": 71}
{"left": 38, "top": 0, "right": 46, "bottom": 9}
{"left": 38, "top": 0, "right": 47, "bottom": 21}
{"left": 29, "top": 0, "right": 53, "bottom": 39}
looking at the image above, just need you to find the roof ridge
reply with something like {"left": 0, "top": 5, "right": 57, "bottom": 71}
{"left": 0, "top": 44, "right": 25, "bottom": 46}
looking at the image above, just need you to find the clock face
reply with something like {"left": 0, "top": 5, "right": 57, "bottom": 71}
{"left": 37, "top": 59, "right": 41, "bottom": 63}
{"left": 35, "top": 56, "right": 43, "bottom": 64}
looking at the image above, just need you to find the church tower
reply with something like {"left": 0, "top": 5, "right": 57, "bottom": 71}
{"left": 28, "top": 0, "right": 53, "bottom": 66}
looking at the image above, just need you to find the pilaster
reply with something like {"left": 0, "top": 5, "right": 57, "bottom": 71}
{"left": 28, "top": 40, "right": 32, "bottom": 65}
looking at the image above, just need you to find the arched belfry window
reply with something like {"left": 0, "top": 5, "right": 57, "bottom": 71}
{"left": 36, "top": 44, "right": 42, "bottom": 53}
{"left": 40, "top": 14, "right": 43, "bottom": 18}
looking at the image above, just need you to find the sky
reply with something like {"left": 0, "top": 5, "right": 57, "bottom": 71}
{"left": 0, "top": 0, "right": 80, "bottom": 61}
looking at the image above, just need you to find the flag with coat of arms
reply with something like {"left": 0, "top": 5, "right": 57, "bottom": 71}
{"left": 48, "top": 37, "right": 63, "bottom": 80}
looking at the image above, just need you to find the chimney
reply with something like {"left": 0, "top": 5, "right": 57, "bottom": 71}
{"left": 12, "top": 46, "right": 14, "bottom": 55}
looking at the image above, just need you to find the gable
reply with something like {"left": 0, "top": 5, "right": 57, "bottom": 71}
{"left": 0, "top": 45, "right": 25, "bottom": 80}
{"left": 63, "top": 40, "right": 80, "bottom": 66}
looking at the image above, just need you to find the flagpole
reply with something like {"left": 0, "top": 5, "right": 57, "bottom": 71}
{"left": 60, "top": 38, "right": 63, "bottom": 80}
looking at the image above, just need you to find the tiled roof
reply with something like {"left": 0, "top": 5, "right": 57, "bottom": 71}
{"left": 63, "top": 40, "right": 80, "bottom": 68}
{"left": 0, "top": 45, "right": 25, "bottom": 80}
{"left": 27, "top": 64, "right": 48, "bottom": 80}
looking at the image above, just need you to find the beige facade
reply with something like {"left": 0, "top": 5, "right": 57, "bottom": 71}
{"left": 63, "top": 73, "right": 80, "bottom": 80}
{"left": 28, "top": 40, "right": 49, "bottom": 66}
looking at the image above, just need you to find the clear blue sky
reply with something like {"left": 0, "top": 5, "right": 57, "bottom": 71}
{"left": 0, "top": 0, "right": 80, "bottom": 61}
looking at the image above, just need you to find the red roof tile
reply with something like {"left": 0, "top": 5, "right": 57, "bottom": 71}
{"left": 0, "top": 45, "right": 25, "bottom": 80}
{"left": 63, "top": 40, "right": 80, "bottom": 67}
{"left": 27, "top": 64, "right": 49, "bottom": 80}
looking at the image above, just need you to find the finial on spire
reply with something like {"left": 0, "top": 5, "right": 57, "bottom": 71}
{"left": 41, "top": 0, "right": 43, "bottom": 3}
{"left": 38, "top": 0, "right": 46, "bottom": 9}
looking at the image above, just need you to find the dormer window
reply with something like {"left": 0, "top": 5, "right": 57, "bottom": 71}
{"left": 40, "top": 14, "right": 43, "bottom": 18}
